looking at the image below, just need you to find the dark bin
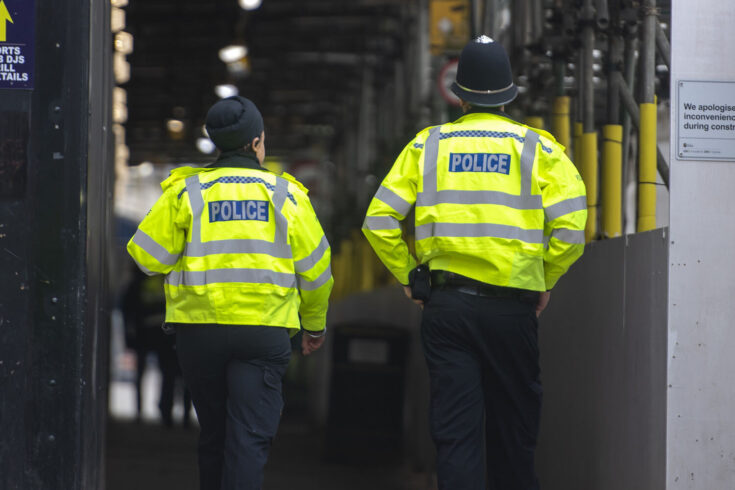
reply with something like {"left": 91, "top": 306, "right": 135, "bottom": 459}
{"left": 325, "top": 323, "right": 410, "bottom": 465}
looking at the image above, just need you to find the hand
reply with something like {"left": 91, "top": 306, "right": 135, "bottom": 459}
{"left": 535, "top": 291, "right": 551, "bottom": 317}
{"left": 302, "top": 332, "right": 325, "bottom": 356}
{"left": 404, "top": 286, "right": 424, "bottom": 309}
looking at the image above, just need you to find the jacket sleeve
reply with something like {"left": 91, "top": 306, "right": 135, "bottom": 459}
{"left": 362, "top": 138, "right": 421, "bottom": 285}
{"left": 289, "top": 189, "right": 333, "bottom": 332}
{"left": 537, "top": 141, "right": 588, "bottom": 289}
{"left": 127, "top": 186, "right": 187, "bottom": 276}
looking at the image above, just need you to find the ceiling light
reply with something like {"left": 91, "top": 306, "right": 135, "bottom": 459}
{"left": 215, "top": 84, "right": 239, "bottom": 99}
{"left": 226, "top": 58, "right": 251, "bottom": 78}
{"left": 167, "top": 119, "right": 184, "bottom": 133}
{"left": 137, "top": 162, "right": 154, "bottom": 178}
{"left": 114, "top": 31, "right": 134, "bottom": 55}
{"left": 219, "top": 45, "right": 248, "bottom": 64}
{"left": 111, "top": 8, "right": 126, "bottom": 33}
{"left": 238, "top": 0, "right": 263, "bottom": 11}
{"left": 197, "top": 138, "right": 216, "bottom": 154}
{"left": 113, "top": 53, "right": 130, "bottom": 84}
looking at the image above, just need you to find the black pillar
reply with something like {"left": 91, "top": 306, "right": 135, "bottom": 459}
{"left": 0, "top": 0, "right": 112, "bottom": 488}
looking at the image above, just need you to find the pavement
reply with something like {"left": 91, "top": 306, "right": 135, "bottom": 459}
{"left": 105, "top": 416, "right": 436, "bottom": 490}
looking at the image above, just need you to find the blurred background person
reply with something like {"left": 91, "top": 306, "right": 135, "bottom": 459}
{"left": 122, "top": 263, "right": 193, "bottom": 427}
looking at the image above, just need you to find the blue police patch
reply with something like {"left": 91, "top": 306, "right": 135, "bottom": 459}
{"left": 449, "top": 152, "right": 511, "bottom": 175}
{"left": 209, "top": 200, "right": 269, "bottom": 222}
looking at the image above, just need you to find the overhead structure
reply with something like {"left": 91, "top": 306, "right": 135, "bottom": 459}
{"left": 124, "top": 0, "right": 420, "bottom": 167}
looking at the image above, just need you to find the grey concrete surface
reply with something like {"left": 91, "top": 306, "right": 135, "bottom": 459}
{"left": 105, "top": 417, "right": 436, "bottom": 490}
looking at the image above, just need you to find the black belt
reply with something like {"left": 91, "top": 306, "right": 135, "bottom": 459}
{"left": 430, "top": 270, "right": 539, "bottom": 303}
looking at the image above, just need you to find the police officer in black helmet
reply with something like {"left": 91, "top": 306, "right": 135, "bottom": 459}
{"left": 363, "top": 37, "right": 587, "bottom": 490}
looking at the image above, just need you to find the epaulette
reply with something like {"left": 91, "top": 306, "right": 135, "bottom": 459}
{"left": 280, "top": 172, "right": 309, "bottom": 195}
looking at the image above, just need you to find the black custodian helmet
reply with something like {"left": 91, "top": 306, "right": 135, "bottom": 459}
{"left": 450, "top": 35, "right": 518, "bottom": 107}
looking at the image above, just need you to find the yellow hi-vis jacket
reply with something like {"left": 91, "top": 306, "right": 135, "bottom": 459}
{"left": 127, "top": 164, "right": 333, "bottom": 333}
{"left": 363, "top": 111, "right": 587, "bottom": 291}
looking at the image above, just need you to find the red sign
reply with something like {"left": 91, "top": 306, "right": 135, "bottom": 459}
{"left": 438, "top": 59, "right": 460, "bottom": 106}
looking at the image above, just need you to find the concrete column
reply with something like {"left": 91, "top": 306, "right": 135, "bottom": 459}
{"left": 668, "top": 1, "right": 735, "bottom": 487}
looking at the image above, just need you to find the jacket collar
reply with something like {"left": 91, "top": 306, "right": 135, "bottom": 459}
{"left": 457, "top": 107, "right": 520, "bottom": 124}
{"left": 206, "top": 149, "right": 262, "bottom": 170}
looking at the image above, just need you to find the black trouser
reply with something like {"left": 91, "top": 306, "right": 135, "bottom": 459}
{"left": 175, "top": 324, "right": 291, "bottom": 490}
{"left": 421, "top": 289, "right": 542, "bottom": 490}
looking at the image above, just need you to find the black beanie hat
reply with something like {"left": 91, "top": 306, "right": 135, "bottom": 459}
{"left": 205, "top": 96, "right": 264, "bottom": 151}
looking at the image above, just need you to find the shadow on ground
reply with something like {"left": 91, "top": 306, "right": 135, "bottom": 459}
{"left": 106, "top": 416, "right": 435, "bottom": 490}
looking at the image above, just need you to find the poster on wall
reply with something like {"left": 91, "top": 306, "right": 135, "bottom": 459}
{"left": 677, "top": 80, "right": 735, "bottom": 161}
{"left": 0, "top": 0, "right": 34, "bottom": 89}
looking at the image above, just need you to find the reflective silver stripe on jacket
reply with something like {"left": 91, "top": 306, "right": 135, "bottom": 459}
{"left": 167, "top": 268, "right": 298, "bottom": 288}
{"left": 416, "top": 189, "right": 541, "bottom": 208}
{"left": 184, "top": 239, "right": 292, "bottom": 258}
{"left": 549, "top": 227, "right": 585, "bottom": 244}
{"left": 415, "top": 222, "right": 545, "bottom": 244}
{"left": 294, "top": 235, "right": 330, "bottom": 274}
{"left": 131, "top": 229, "right": 180, "bottom": 266}
{"left": 270, "top": 177, "right": 291, "bottom": 254}
{"left": 519, "top": 130, "right": 539, "bottom": 205}
{"left": 421, "top": 126, "right": 442, "bottom": 197}
{"left": 363, "top": 215, "right": 401, "bottom": 230}
{"left": 545, "top": 195, "right": 587, "bottom": 222}
{"left": 297, "top": 265, "right": 333, "bottom": 291}
{"left": 186, "top": 175, "right": 206, "bottom": 245}
{"left": 375, "top": 185, "right": 412, "bottom": 216}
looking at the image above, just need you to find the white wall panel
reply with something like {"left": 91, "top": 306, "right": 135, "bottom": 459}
{"left": 669, "top": 2, "right": 735, "bottom": 488}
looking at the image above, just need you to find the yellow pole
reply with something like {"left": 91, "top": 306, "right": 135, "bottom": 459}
{"left": 551, "top": 97, "right": 571, "bottom": 157}
{"left": 581, "top": 132, "right": 598, "bottom": 242}
{"left": 340, "top": 239, "right": 353, "bottom": 298}
{"left": 525, "top": 116, "right": 544, "bottom": 130}
{"left": 573, "top": 121, "right": 583, "bottom": 168}
{"left": 330, "top": 251, "right": 342, "bottom": 301}
{"left": 359, "top": 239, "right": 375, "bottom": 291}
{"left": 638, "top": 102, "right": 657, "bottom": 232}
{"left": 601, "top": 125, "right": 623, "bottom": 238}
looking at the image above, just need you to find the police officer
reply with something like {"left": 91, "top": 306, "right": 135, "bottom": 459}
{"left": 127, "top": 96, "right": 333, "bottom": 490}
{"left": 363, "top": 37, "right": 587, "bottom": 490}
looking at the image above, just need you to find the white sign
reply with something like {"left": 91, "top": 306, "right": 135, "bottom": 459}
{"left": 677, "top": 80, "right": 735, "bottom": 161}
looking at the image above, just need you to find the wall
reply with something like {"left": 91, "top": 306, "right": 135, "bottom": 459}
{"left": 536, "top": 231, "right": 668, "bottom": 490}
{"left": 668, "top": 2, "right": 735, "bottom": 488}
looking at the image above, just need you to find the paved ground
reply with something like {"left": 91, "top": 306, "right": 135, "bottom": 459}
{"left": 105, "top": 417, "right": 436, "bottom": 490}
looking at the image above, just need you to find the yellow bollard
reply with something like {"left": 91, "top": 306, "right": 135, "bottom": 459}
{"left": 573, "top": 121, "right": 583, "bottom": 168}
{"left": 552, "top": 97, "right": 572, "bottom": 157}
{"left": 580, "top": 132, "right": 598, "bottom": 243}
{"left": 524, "top": 116, "right": 544, "bottom": 130}
{"left": 602, "top": 125, "right": 623, "bottom": 238}
{"left": 638, "top": 103, "right": 657, "bottom": 232}
{"left": 340, "top": 239, "right": 354, "bottom": 298}
{"left": 330, "top": 251, "right": 343, "bottom": 301}
{"left": 358, "top": 239, "right": 375, "bottom": 291}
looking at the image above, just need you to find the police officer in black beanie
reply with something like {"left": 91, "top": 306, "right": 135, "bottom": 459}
{"left": 150, "top": 95, "right": 333, "bottom": 489}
